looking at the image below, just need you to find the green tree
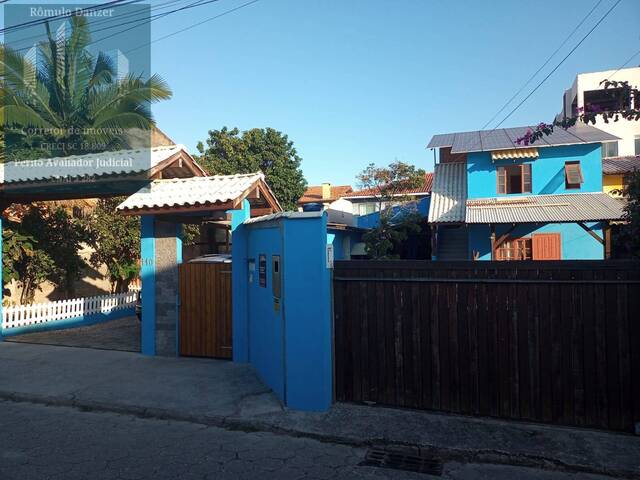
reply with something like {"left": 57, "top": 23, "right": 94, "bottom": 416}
{"left": 84, "top": 198, "right": 140, "bottom": 293}
{"left": 197, "top": 127, "right": 307, "bottom": 210}
{"left": 1, "top": 15, "right": 172, "bottom": 158}
{"left": 20, "top": 205, "right": 89, "bottom": 297}
{"left": 356, "top": 161, "right": 426, "bottom": 259}
{"left": 614, "top": 171, "right": 640, "bottom": 258}
{"left": 2, "top": 223, "right": 57, "bottom": 304}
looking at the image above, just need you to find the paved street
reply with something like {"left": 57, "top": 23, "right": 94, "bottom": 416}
{"left": 6, "top": 316, "right": 140, "bottom": 352}
{"left": 0, "top": 401, "right": 617, "bottom": 480}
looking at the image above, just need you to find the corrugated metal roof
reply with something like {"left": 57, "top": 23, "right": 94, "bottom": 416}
{"left": 0, "top": 145, "right": 200, "bottom": 184}
{"left": 244, "top": 211, "right": 323, "bottom": 224}
{"left": 465, "top": 193, "right": 624, "bottom": 223}
{"left": 117, "top": 173, "right": 265, "bottom": 212}
{"left": 603, "top": 155, "right": 640, "bottom": 174}
{"left": 428, "top": 162, "right": 467, "bottom": 223}
{"left": 427, "top": 124, "right": 619, "bottom": 154}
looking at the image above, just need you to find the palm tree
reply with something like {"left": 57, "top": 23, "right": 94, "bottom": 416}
{"left": 0, "top": 15, "right": 172, "bottom": 160}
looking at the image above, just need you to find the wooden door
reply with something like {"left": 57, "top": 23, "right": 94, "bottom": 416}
{"left": 179, "top": 262, "right": 232, "bottom": 358}
{"left": 532, "top": 233, "right": 561, "bottom": 260}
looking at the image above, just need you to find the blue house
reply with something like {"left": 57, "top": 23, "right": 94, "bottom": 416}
{"left": 427, "top": 124, "right": 625, "bottom": 261}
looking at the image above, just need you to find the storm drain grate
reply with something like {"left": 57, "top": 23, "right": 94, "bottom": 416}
{"left": 361, "top": 448, "right": 444, "bottom": 476}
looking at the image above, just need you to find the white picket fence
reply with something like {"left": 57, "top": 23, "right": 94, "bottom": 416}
{"left": 1, "top": 291, "right": 137, "bottom": 331}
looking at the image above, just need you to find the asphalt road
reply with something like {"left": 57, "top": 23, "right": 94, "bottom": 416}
{"left": 0, "top": 400, "right": 616, "bottom": 480}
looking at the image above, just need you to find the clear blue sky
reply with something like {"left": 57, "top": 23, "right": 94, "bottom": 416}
{"left": 3, "top": 0, "right": 640, "bottom": 186}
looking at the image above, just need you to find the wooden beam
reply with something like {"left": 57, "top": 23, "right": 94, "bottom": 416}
{"left": 604, "top": 223, "right": 612, "bottom": 259}
{"left": 119, "top": 201, "right": 234, "bottom": 216}
{"left": 251, "top": 207, "right": 273, "bottom": 217}
{"left": 577, "top": 221, "right": 604, "bottom": 245}
{"left": 494, "top": 224, "right": 518, "bottom": 250}
{"left": 490, "top": 223, "right": 496, "bottom": 260}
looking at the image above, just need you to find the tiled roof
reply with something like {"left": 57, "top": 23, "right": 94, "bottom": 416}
{"left": 117, "top": 173, "right": 271, "bottom": 212}
{"left": 465, "top": 193, "right": 624, "bottom": 224}
{"left": 603, "top": 155, "right": 640, "bottom": 174}
{"left": 298, "top": 185, "right": 353, "bottom": 204}
{"left": 0, "top": 145, "right": 203, "bottom": 184}
{"left": 427, "top": 124, "right": 619, "bottom": 154}
{"left": 428, "top": 162, "right": 467, "bottom": 223}
{"left": 344, "top": 173, "right": 433, "bottom": 198}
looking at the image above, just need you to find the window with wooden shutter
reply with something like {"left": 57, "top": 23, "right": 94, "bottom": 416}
{"left": 564, "top": 161, "right": 584, "bottom": 189}
{"left": 496, "top": 164, "right": 532, "bottom": 194}
{"left": 521, "top": 163, "right": 532, "bottom": 193}
{"left": 495, "top": 237, "right": 532, "bottom": 261}
{"left": 497, "top": 167, "right": 507, "bottom": 194}
{"left": 532, "top": 233, "right": 561, "bottom": 260}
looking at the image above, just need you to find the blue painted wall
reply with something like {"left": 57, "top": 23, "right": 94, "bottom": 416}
{"left": 0, "top": 217, "right": 3, "bottom": 341}
{"left": 356, "top": 197, "right": 430, "bottom": 229}
{"left": 467, "top": 144, "right": 603, "bottom": 199}
{"left": 467, "top": 222, "right": 605, "bottom": 260}
{"left": 233, "top": 213, "right": 332, "bottom": 411}
{"left": 1, "top": 308, "right": 135, "bottom": 337}
{"left": 140, "top": 215, "right": 156, "bottom": 356}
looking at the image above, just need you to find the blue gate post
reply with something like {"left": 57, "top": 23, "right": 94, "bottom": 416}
{"left": 230, "top": 199, "right": 251, "bottom": 362}
{"left": 140, "top": 215, "right": 156, "bottom": 355}
{"left": 0, "top": 215, "right": 3, "bottom": 342}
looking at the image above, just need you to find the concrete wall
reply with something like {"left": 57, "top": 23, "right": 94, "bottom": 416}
{"left": 233, "top": 212, "right": 332, "bottom": 411}
{"left": 467, "top": 143, "right": 603, "bottom": 199}
{"left": 467, "top": 222, "right": 605, "bottom": 260}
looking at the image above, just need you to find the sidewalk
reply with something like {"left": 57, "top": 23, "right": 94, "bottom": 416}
{"left": 0, "top": 342, "right": 638, "bottom": 479}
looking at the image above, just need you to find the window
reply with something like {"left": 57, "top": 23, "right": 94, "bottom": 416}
{"left": 564, "top": 161, "right": 584, "bottom": 189}
{"left": 357, "top": 202, "right": 377, "bottom": 216}
{"left": 497, "top": 164, "right": 532, "bottom": 194}
{"left": 602, "top": 142, "right": 618, "bottom": 158}
{"left": 635, "top": 136, "right": 640, "bottom": 156}
{"left": 583, "top": 88, "right": 629, "bottom": 113}
{"left": 495, "top": 238, "right": 532, "bottom": 261}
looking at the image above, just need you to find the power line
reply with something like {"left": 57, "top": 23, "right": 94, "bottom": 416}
{"left": 493, "top": 0, "right": 622, "bottom": 130}
{"left": 481, "top": 0, "right": 604, "bottom": 130}
{"left": 607, "top": 48, "right": 640, "bottom": 81}
{"left": 125, "top": 0, "right": 260, "bottom": 55}
{"left": 0, "top": 0, "right": 137, "bottom": 35}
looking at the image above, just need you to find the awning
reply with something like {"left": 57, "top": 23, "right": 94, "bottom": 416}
{"left": 465, "top": 193, "right": 624, "bottom": 224}
{"left": 491, "top": 148, "right": 538, "bottom": 161}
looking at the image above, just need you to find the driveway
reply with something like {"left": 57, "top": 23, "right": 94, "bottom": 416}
{"left": 6, "top": 316, "right": 140, "bottom": 352}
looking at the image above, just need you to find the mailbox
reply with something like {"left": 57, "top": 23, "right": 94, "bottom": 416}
{"left": 272, "top": 255, "right": 281, "bottom": 299}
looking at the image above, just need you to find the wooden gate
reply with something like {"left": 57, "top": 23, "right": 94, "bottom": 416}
{"left": 333, "top": 260, "right": 640, "bottom": 432}
{"left": 179, "top": 261, "right": 232, "bottom": 358}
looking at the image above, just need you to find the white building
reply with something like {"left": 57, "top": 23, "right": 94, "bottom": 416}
{"left": 558, "top": 66, "right": 640, "bottom": 158}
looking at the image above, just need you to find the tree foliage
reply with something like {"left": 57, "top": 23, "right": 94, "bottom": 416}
{"left": 1, "top": 14, "right": 172, "bottom": 159}
{"left": 356, "top": 161, "right": 426, "bottom": 259}
{"left": 614, "top": 170, "right": 640, "bottom": 258}
{"left": 83, "top": 198, "right": 140, "bottom": 293}
{"left": 20, "top": 205, "right": 89, "bottom": 297}
{"left": 197, "top": 127, "right": 307, "bottom": 210}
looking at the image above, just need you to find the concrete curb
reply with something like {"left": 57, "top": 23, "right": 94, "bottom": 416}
{"left": 0, "top": 390, "right": 637, "bottom": 480}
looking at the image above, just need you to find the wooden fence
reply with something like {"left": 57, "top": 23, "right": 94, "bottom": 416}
{"left": 333, "top": 260, "right": 640, "bottom": 432}
{"left": 2, "top": 291, "right": 137, "bottom": 332}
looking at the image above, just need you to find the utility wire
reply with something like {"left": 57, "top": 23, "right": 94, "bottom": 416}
{"left": 492, "top": 0, "right": 622, "bottom": 130}
{"left": 481, "top": 0, "right": 604, "bottom": 130}
{"left": 606, "top": 48, "right": 640, "bottom": 81}
{"left": 0, "top": 0, "right": 137, "bottom": 34}
{"left": 125, "top": 0, "right": 260, "bottom": 54}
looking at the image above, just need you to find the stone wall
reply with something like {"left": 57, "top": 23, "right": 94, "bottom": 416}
{"left": 154, "top": 221, "right": 179, "bottom": 356}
